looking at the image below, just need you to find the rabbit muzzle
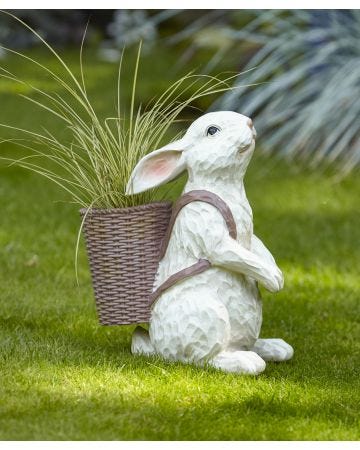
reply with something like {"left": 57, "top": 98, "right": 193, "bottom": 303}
{"left": 247, "top": 118, "right": 257, "bottom": 139}
{"left": 238, "top": 132, "right": 256, "bottom": 154}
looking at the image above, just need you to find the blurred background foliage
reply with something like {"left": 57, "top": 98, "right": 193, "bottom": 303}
{"left": 0, "top": 9, "right": 359, "bottom": 174}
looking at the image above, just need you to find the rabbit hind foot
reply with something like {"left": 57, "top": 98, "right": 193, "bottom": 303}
{"left": 208, "top": 350, "right": 266, "bottom": 375}
{"left": 131, "top": 326, "right": 156, "bottom": 356}
{"left": 252, "top": 338, "right": 294, "bottom": 361}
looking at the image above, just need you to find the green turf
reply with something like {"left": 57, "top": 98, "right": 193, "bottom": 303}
{"left": 0, "top": 49, "right": 359, "bottom": 440}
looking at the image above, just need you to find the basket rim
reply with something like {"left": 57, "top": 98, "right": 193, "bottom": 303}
{"left": 79, "top": 200, "right": 173, "bottom": 216}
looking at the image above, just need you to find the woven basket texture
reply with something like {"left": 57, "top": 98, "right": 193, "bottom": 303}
{"left": 80, "top": 202, "right": 172, "bottom": 325}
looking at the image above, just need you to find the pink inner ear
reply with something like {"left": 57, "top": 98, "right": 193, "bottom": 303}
{"left": 142, "top": 154, "right": 178, "bottom": 180}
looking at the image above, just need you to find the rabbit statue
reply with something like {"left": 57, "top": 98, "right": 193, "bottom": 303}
{"left": 126, "top": 111, "right": 293, "bottom": 375}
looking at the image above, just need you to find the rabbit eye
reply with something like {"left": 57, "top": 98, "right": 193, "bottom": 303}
{"left": 206, "top": 125, "right": 220, "bottom": 137}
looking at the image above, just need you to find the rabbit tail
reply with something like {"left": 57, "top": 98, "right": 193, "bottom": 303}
{"left": 131, "top": 326, "right": 156, "bottom": 356}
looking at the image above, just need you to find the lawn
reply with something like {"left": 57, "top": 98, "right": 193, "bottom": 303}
{"left": 0, "top": 49, "right": 359, "bottom": 440}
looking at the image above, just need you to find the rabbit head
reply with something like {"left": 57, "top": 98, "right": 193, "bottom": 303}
{"left": 126, "top": 111, "right": 256, "bottom": 195}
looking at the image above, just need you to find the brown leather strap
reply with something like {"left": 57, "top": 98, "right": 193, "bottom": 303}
{"left": 158, "top": 189, "right": 237, "bottom": 260}
{"left": 149, "top": 190, "right": 238, "bottom": 308}
{"left": 148, "top": 259, "right": 211, "bottom": 306}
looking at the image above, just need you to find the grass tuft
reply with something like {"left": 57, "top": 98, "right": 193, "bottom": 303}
{"left": 0, "top": 11, "right": 238, "bottom": 209}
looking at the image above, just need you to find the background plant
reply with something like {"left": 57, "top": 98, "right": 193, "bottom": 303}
{"left": 169, "top": 10, "right": 360, "bottom": 175}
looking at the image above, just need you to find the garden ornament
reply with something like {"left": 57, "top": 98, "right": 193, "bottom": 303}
{"left": 126, "top": 111, "right": 294, "bottom": 374}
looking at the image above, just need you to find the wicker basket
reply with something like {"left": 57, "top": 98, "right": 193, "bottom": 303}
{"left": 80, "top": 202, "right": 173, "bottom": 325}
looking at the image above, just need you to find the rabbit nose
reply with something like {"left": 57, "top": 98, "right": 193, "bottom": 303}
{"left": 247, "top": 118, "right": 254, "bottom": 129}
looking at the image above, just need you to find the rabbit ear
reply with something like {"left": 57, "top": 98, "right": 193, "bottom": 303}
{"left": 126, "top": 139, "right": 186, "bottom": 195}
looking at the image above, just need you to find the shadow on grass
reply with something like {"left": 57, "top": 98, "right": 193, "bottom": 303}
{"left": 0, "top": 278, "right": 358, "bottom": 385}
{"left": 0, "top": 355, "right": 358, "bottom": 440}
{"left": 1, "top": 273, "right": 359, "bottom": 439}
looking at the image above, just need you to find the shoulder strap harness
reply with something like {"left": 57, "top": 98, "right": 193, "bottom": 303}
{"left": 148, "top": 189, "right": 237, "bottom": 307}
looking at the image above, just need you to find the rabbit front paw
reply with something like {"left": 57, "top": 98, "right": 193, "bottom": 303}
{"left": 261, "top": 265, "right": 284, "bottom": 293}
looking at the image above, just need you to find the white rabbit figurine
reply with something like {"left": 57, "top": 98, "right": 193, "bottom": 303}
{"left": 126, "top": 111, "right": 293, "bottom": 375}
